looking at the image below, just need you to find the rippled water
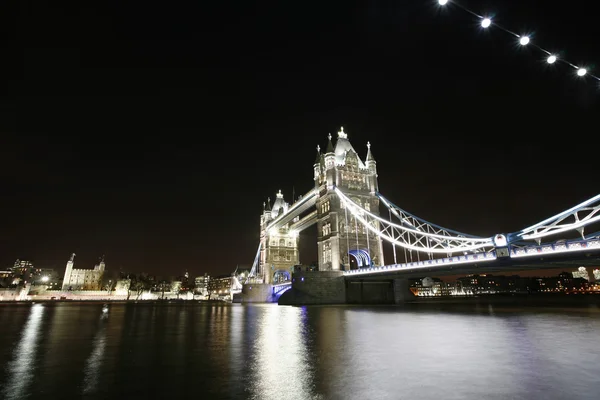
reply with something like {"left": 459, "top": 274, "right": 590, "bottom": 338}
{"left": 0, "top": 302, "right": 599, "bottom": 400}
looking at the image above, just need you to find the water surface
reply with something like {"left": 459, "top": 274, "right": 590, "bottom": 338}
{"left": 0, "top": 302, "right": 598, "bottom": 399}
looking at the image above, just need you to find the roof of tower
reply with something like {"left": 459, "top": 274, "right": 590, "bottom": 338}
{"left": 333, "top": 127, "right": 366, "bottom": 168}
{"left": 271, "top": 190, "right": 286, "bottom": 216}
{"left": 366, "top": 141, "right": 375, "bottom": 162}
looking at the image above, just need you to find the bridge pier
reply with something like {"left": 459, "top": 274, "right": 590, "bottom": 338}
{"left": 278, "top": 271, "right": 346, "bottom": 305}
{"left": 393, "top": 278, "right": 417, "bottom": 304}
{"left": 586, "top": 267, "right": 597, "bottom": 283}
{"left": 238, "top": 283, "right": 278, "bottom": 303}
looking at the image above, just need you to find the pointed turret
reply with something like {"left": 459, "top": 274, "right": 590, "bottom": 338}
{"left": 265, "top": 197, "right": 271, "bottom": 211}
{"left": 314, "top": 144, "right": 321, "bottom": 165}
{"left": 366, "top": 141, "right": 375, "bottom": 162}
{"left": 365, "top": 141, "right": 378, "bottom": 193}
{"left": 326, "top": 133, "right": 334, "bottom": 153}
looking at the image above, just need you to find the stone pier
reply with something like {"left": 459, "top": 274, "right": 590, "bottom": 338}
{"left": 278, "top": 271, "right": 346, "bottom": 305}
{"left": 392, "top": 278, "right": 417, "bottom": 304}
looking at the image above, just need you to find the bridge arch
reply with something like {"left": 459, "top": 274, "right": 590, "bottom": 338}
{"left": 273, "top": 269, "right": 292, "bottom": 284}
{"left": 348, "top": 249, "right": 372, "bottom": 269}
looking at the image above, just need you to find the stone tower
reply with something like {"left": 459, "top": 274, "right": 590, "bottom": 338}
{"left": 313, "top": 127, "right": 384, "bottom": 271}
{"left": 94, "top": 255, "right": 105, "bottom": 271}
{"left": 61, "top": 253, "right": 76, "bottom": 290}
{"left": 259, "top": 190, "right": 300, "bottom": 284}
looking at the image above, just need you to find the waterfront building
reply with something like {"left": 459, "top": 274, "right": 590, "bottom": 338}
{"left": 194, "top": 273, "right": 209, "bottom": 297}
{"left": 61, "top": 253, "right": 105, "bottom": 291}
{"left": 208, "top": 274, "right": 233, "bottom": 300}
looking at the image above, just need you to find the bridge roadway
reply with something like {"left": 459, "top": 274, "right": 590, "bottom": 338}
{"left": 343, "top": 237, "right": 600, "bottom": 281}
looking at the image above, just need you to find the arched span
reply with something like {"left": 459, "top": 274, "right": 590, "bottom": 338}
{"left": 273, "top": 269, "right": 291, "bottom": 284}
{"left": 348, "top": 249, "right": 371, "bottom": 268}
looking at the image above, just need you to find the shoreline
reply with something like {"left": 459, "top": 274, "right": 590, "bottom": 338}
{"left": 1, "top": 293, "right": 599, "bottom": 308}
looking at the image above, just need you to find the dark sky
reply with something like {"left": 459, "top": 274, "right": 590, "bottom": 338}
{"left": 2, "top": 0, "right": 599, "bottom": 278}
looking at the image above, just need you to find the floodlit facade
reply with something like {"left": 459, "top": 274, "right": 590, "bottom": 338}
{"left": 314, "top": 127, "right": 384, "bottom": 271}
{"left": 61, "top": 253, "right": 105, "bottom": 291}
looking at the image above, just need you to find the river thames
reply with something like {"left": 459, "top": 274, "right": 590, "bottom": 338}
{"left": 0, "top": 301, "right": 599, "bottom": 400}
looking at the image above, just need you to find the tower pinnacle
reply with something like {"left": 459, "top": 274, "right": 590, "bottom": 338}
{"left": 366, "top": 141, "right": 375, "bottom": 162}
{"left": 326, "top": 133, "right": 334, "bottom": 153}
{"left": 338, "top": 126, "right": 347, "bottom": 139}
{"left": 314, "top": 144, "right": 321, "bottom": 164}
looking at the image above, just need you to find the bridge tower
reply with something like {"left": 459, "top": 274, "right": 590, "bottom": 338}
{"left": 314, "top": 127, "right": 384, "bottom": 271}
{"left": 259, "top": 190, "right": 300, "bottom": 284}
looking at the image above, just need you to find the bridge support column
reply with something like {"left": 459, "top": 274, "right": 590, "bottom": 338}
{"left": 393, "top": 279, "right": 416, "bottom": 304}
{"left": 586, "top": 267, "right": 597, "bottom": 283}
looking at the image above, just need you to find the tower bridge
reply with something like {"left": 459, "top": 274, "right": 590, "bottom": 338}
{"left": 237, "top": 127, "right": 600, "bottom": 304}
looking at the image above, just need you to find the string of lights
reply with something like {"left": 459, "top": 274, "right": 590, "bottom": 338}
{"left": 436, "top": 0, "right": 599, "bottom": 84}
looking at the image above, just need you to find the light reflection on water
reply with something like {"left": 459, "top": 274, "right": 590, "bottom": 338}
{"left": 0, "top": 303, "right": 599, "bottom": 400}
{"left": 248, "top": 305, "right": 321, "bottom": 400}
{"left": 82, "top": 313, "right": 108, "bottom": 395}
{"left": 1, "top": 303, "right": 44, "bottom": 400}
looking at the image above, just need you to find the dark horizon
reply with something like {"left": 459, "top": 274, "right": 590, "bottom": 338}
{"left": 2, "top": 0, "right": 599, "bottom": 278}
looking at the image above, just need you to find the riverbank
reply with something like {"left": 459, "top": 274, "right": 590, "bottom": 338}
{"left": 0, "top": 299, "right": 232, "bottom": 306}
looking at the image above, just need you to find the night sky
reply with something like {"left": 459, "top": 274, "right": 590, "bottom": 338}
{"left": 2, "top": 1, "right": 598, "bottom": 278}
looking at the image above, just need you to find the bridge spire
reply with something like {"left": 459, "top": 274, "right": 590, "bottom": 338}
{"left": 326, "top": 133, "right": 334, "bottom": 153}
{"left": 314, "top": 144, "right": 321, "bottom": 165}
{"left": 366, "top": 141, "right": 375, "bottom": 162}
{"left": 265, "top": 197, "right": 271, "bottom": 211}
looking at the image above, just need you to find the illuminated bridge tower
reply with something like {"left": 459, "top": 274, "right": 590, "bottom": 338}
{"left": 314, "top": 127, "right": 384, "bottom": 271}
{"left": 259, "top": 190, "right": 300, "bottom": 284}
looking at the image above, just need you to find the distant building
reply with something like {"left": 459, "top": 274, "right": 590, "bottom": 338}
{"left": 208, "top": 274, "right": 232, "bottom": 300}
{"left": 10, "top": 259, "right": 35, "bottom": 285}
{"left": 61, "top": 253, "right": 105, "bottom": 291}
{"left": 573, "top": 266, "right": 600, "bottom": 282}
{"left": 195, "top": 273, "right": 209, "bottom": 297}
{"left": 114, "top": 279, "right": 131, "bottom": 295}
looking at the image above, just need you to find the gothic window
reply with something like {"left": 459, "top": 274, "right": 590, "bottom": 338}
{"left": 320, "top": 200, "right": 330, "bottom": 214}
{"left": 279, "top": 238, "right": 285, "bottom": 247}
{"left": 287, "top": 240, "right": 294, "bottom": 247}
{"left": 286, "top": 253, "right": 291, "bottom": 261}
{"left": 323, "top": 242, "right": 332, "bottom": 263}
{"left": 323, "top": 222, "right": 331, "bottom": 236}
